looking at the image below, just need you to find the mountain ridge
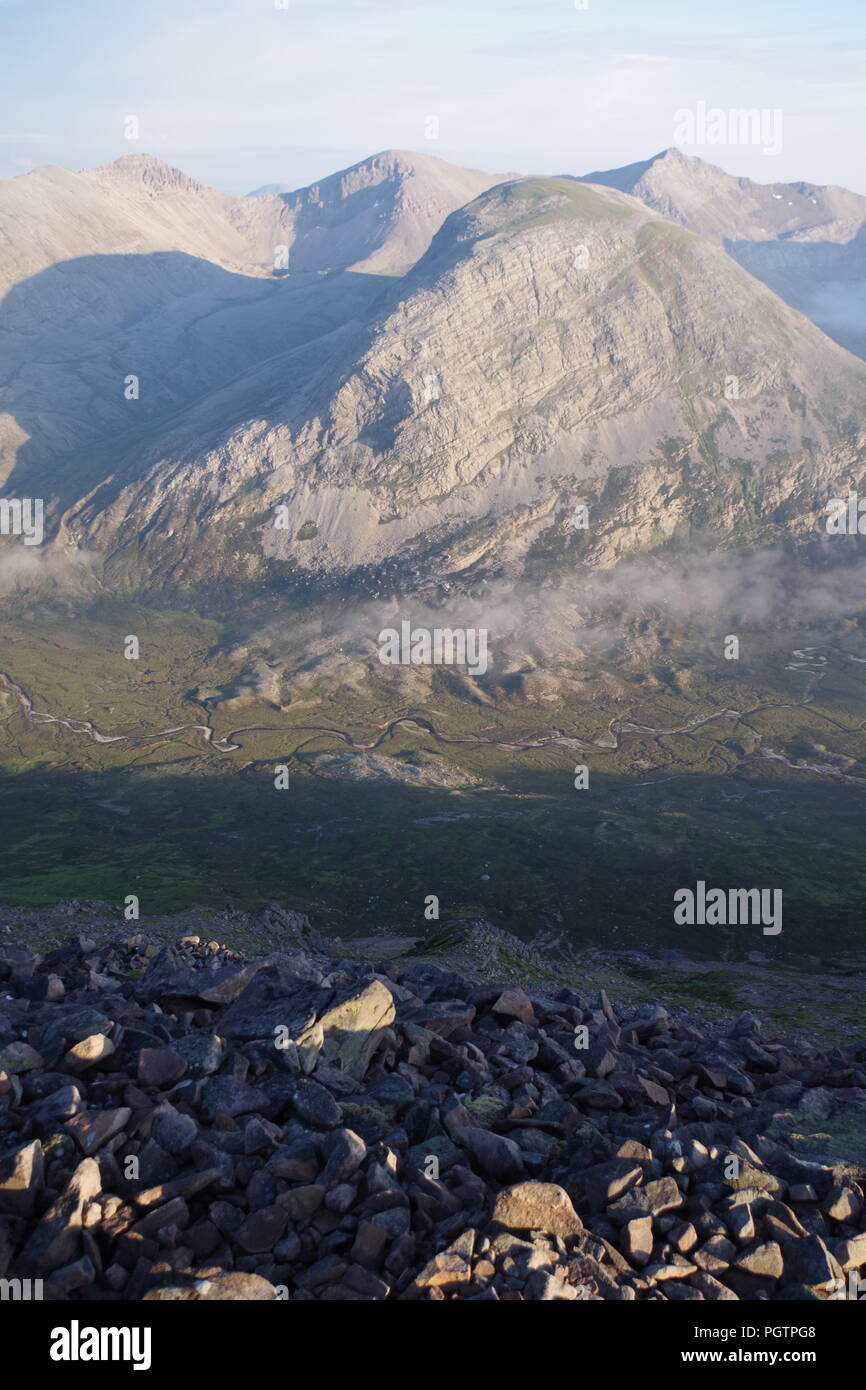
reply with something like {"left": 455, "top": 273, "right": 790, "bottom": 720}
{"left": 59, "top": 174, "right": 866, "bottom": 593}
{"left": 2, "top": 149, "right": 865, "bottom": 597}
{"left": 579, "top": 148, "right": 866, "bottom": 359}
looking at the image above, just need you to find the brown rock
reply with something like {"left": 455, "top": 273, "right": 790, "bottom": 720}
{"left": 491, "top": 1182, "right": 584, "bottom": 1238}
{"left": 621, "top": 1216, "right": 654, "bottom": 1267}
{"left": 669, "top": 1220, "right": 699, "bottom": 1255}
{"left": 824, "top": 1185, "right": 862, "bottom": 1224}
{"left": 0, "top": 1139, "right": 44, "bottom": 1217}
{"left": 130, "top": 1196, "right": 190, "bottom": 1240}
{"left": 235, "top": 1204, "right": 289, "bottom": 1254}
{"left": 492, "top": 988, "right": 535, "bottom": 1025}
{"left": 17, "top": 1157, "right": 101, "bottom": 1275}
{"left": 736, "top": 1241, "right": 784, "bottom": 1280}
{"left": 350, "top": 1221, "right": 389, "bottom": 1269}
{"left": 63, "top": 1033, "right": 116, "bottom": 1072}
{"left": 607, "top": 1177, "right": 683, "bottom": 1225}
{"left": 693, "top": 1235, "right": 736, "bottom": 1274}
{"left": 65, "top": 1107, "right": 131, "bottom": 1157}
{"left": 835, "top": 1233, "right": 866, "bottom": 1270}
{"left": 403, "top": 1229, "right": 475, "bottom": 1297}
{"left": 276, "top": 1184, "right": 325, "bottom": 1222}
{"left": 689, "top": 1270, "right": 739, "bottom": 1301}
{"left": 143, "top": 1273, "right": 278, "bottom": 1300}
{"left": 638, "top": 1076, "right": 671, "bottom": 1106}
{"left": 645, "top": 1259, "right": 697, "bottom": 1282}
{"left": 43, "top": 1254, "right": 96, "bottom": 1297}
{"left": 137, "top": 1047, "right": 188, "bottom": 1088}
{"left": 133, "top": 1167, "right": 224, "bottom": 1209}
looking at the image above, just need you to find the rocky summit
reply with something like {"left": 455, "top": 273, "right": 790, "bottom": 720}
{"left": 1, "top": 923, "right": 864, "bottom": 1302}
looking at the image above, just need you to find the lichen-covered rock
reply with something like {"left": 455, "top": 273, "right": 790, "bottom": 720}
{"left": 295, "top": 979, "right": 396, "bottom": 1078}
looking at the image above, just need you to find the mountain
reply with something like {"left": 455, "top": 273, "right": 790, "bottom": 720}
{"left": 0, "top": 154, "right": 290, "bottom": 294}
{"left": 0, "top": 150, "right": 501, "bottom": 511}
{"left": 579, "top": 148, "right": 866, "bottom": 359}
{"left": 57, "top": 175, "right": 866, "bottom": 593}
{"left": 4, "top": 152, "right": 866, "bottom": 988}
{"left": 249, "top": 149, "right": 503, "bottom": 275}
{"left": 578, "top": 147, "right": 866, "bottom": 244}
{"left": 0, "top": 147, "right": 500, "bottom": 292}
{"left": 0, "top": 155, "right": 385, "bottom": 507}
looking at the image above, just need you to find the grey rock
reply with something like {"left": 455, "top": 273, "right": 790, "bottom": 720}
{"left": 321, "top": 1128, "right": 366, "bottom": 1185}
{"left": 453, "top": 1127, "right": 525, "bottom": 1184}
{"left": 607, "top": 1178, "right": 684, "bottom": 1225}
{"left": 288, "top": 1077, "right": 342, "bottom": 1129}
{"left": 150, "top": 1102, "right": 198, "bottom": 1155}
{"left": 782, "top": 1235, "right": 843, "bottom": 1290}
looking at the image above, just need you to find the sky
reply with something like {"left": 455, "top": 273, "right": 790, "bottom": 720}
{"left": 0, "top": 0, "right": 864, "bottom": 194}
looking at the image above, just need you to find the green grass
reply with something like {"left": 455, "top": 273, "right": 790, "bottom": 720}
{"left": 2, "top": 597, "right": 866, "bottom": 961}
{"left": 471, "top": 177, "right": 635, "bottom": 236}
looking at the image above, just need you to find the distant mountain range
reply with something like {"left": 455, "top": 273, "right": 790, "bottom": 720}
{"left": 0, "top": 146, "right": 863, "bottom": 596}
{"left": 579, "top": 147, "right": 866, "bottom": 361}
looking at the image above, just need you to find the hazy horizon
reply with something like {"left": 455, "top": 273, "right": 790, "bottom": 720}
{"left": 4, "top": 141, "right": 866, "bottom": 204}
{"left": 2, "top": 0, "right": 864, "bottom": 195}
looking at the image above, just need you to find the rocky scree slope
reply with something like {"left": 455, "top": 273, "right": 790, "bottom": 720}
{"left": 1, "top": 923, "right": 865, "bottom": 1301}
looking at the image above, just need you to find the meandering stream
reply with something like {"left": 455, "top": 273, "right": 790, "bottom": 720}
{"left": 2, "top": 646, "right": 865, "bottom": 781}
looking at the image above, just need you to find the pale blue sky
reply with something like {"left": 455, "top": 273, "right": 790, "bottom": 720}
{"left": 1, "top": 0, "right": 864, "bottom": 193}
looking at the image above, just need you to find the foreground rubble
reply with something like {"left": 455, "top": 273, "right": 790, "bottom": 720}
{"left": 1, "top": 922, "right": 865, "bottom": 1301}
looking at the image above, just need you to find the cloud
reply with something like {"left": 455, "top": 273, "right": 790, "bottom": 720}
{"left": 0, "top": 542, "right": 99, "bottom": 594}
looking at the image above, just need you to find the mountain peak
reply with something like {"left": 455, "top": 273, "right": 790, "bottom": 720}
{"left": 434, "top": 175, "right": 637, "bottom": 254}
{"left": 359, "top": 148, "right": 459, "bottom": 172}
{"left": 655, "top": 146, "right": 702, "bottom": 165}
{"left": 249, "top": 148, "right": 498, "bottom": 199}
{"left": 88, "top": 154, "right": 208, "bottom": 196}
{"left": 254, "top": 148, "right": 502, "bottom": 275}
{"left": 578, "top": 147, "right": 711, "bottom": 194}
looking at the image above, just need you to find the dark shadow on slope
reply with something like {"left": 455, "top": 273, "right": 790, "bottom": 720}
{"left": 726, "top": 225, "right": 866, "bottom": 361}
{"left": 0, "top": 756, "right": 864, "bottom": 962}
{"left": 0, "top": 251, "right": 394, "bottom": 534}
{"left": 279, "top": 172, "right": 405, "bottom": 273}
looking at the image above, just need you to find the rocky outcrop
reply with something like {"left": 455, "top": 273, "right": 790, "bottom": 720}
{"left": 1, "top": 928, "right": 864, "bottom": 1301}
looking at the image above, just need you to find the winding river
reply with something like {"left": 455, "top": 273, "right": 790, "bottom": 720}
{"left": 2, "top": 645, "right": 865, "bottom": 781}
